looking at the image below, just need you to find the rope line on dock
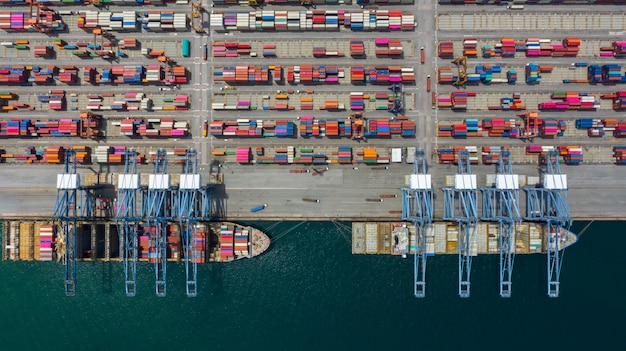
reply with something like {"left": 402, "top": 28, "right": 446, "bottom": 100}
{"left": 331, "top": 221, "right": 352, "bottom": 246}
{"left": 577, "top": 220, "right": 595, "bottom": 238}
{"left": 263, "top": 221, "right": 285, "bottom": 234}
{"left": 271, "top": 221, "right": 307, "bottom": 243}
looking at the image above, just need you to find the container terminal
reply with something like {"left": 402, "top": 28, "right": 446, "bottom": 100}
{"left": 0, "top": 0, "right": 625, "bottom": 298}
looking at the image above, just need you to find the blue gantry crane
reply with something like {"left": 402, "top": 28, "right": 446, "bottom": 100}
{"left": 442, "top": 149, "right": 478, "bottom": 298}
{"left": 115, "top": 149, "right": 141, "bottom": 297}
{"left": 52, "top": 148, "right": 80, "bottom": 296}
{"left": 401, "top": 149, "right": 433, "bottom": 298}
{"left": 524, "top": 149, "right": 572, "bottom": 297}
{"left": 142, "top": 149, "right": 173, "bottom": 297}
{"left": 480, "top": 149, "right": 521, "bottom": 297}
{"left": 174, "top": 149, "right": 211, "bottom": 297}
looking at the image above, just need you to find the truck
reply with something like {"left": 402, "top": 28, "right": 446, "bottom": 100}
{"left": 181, "top": 39, "right": 190, "bottom": 57}
{"left": 406, "top": 147, "right": 416, "bottom": 164}
{"left": 251, "top": 204, "right": 267, "bottom": 213}
{"left": 203, "top": 44, "right": 208, "bottom": 60}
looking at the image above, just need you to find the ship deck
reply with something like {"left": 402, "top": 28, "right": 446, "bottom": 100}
{"left": 352, "top": 221, "right": 578, "bottom": 256}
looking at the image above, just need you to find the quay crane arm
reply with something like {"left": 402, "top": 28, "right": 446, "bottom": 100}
{"left": 523, "top": 149, "right": 573, "bottom": 297}
{"left": 143, "top": 149, "right": 172, "bottom": 297}
{"left": 401, "top": 149, "right": 433, "bottom": 298}
{"left": 115, "top": 149, "right": 141, "bottom": 296}
{"left": 175, "top": 149, "right": 209, "bottom": 297}
{"left": 53, "top": 149, "right": 79, "bottom": 296}
{"left": 442, "top": 149, "right": 478, "bottom": 298}
{"left": 480, "top": 149, "right": 521, "bottom": 297}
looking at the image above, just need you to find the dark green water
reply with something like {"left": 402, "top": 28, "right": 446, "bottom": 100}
{"left": 0, "top": 221, "right": 624, "bottom": 350}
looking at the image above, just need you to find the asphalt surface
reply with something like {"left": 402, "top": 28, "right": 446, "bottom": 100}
{"left": 0, "top": 2, "right": 624, "bottom": 221}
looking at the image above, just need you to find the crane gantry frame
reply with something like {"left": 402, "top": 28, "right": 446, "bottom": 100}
{"left": 480, "top": 149, "right": 521, "bottom": 297}
{"left": 401, "top": 149, "right": 433, "bottom": 298}
{"left": 442, "top": 149, "right": 478, "bottom": 298}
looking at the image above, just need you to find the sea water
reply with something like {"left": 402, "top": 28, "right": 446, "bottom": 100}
{"left": 0, "top": 221, "right": 624, "bottom": 350}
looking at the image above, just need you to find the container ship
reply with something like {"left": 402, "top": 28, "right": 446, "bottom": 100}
{"left": 352, "top": 222, "right": 577, "bottom": 257}
{"left": 1, "top": 221, "right": 271, "bottom": 263}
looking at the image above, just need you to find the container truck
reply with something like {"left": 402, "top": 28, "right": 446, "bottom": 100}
{"left": 420, "top": 47, "right": 425, "bottom": 64}
{"left": 182, "top": 39, "right": 190, "bottom": 57}
{"left": 251, "top": 204, "right": 267, "bottom": 212}
{"left": 426, "top": 75, "right": 431, "bottom": 92}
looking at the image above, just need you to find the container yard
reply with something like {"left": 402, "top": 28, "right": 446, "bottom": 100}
{"left": 0, "top": 0, "right": 626, "bottom": 298}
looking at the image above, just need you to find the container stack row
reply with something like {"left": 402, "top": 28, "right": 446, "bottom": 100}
{"left": 192, "top": 225, "right": 206, "bottom": 264}
{"left": 374, "top": 38, "right": 404, "bottom": 58}
{"left": 212, "top": 42, "right": 252, "bottom": 58}
{"left": 219, "top": 225, "right": 235, "bottom": 262}
{"left": 0, "top": 118, "right": 81, "bottom": 137}
{"left": 209, "top": 119, "right": 294, "bottom": 137}
{"left": 0, "top": 66, "right": 28, "bottom": 84}
{"left": 39, "top": 224, "right": 55, "bottom": 262}
{"left": 166, "top": 225, "right": 180, "bottom": 260}
{"left": 141, "top": 11, "right": 187, "bottom": 31}
{"left": 0, "top": 11, "right": 65, "bottom": 33}
{"left": 287, "top": 65, "right": 343, "bottom": 84}
{"left": 350, "top": 39, "right": 365, "bottom": 58}
{"left": 586, "top": 64, "right": 626, "bottom": 84}
{"left": 115, "top": 118, "right": 188, "bottom": 137}
{"left": 210, "top": 10, "right": 415, "bottom": 32}
{"left": 481, "top": 146, "right": 509, "bottom": 165}
{"left": 351, "top": 66, "right": 415, "bottom": 84}
{"left": 437, "top": 146, "right": 479, "bottom": 164}
{"left": 613, "top": 146, "right": 626, "bottom": 165}
{"left": 93, "top": 145, "right": 126, "bottom": 164}
{"left": 214, "top": 65, "right": 272, "bottom": 83}
{"left": 312, "top": 46, "right": 345, "bottom": 58}
{"left": 78, "top": 11, "right": 138, "bottom": 31}
{"left": 538, "top": 92, "right": 599, "bottom": 110}
{"left": 575, "top": 118, "right": 622, "bottom": 137}
{"left": 440, "top": 0, "right": 626, "bottom": 4}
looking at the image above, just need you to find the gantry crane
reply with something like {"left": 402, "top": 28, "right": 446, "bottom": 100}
{"left": 350, "top": 111, "right": 365, "bottom": 140}
{"left": 401, "top": 149, "right": 433, "bottom": 298}
{"left": 115, "top": 149, "right": 141, "bottom": 297}
{"left": 93, "top": 28, "right": 114, "bottom": 59}
{"left": 174, "top": 150, "right": 211, "bottom": 297}
{"left": 52, "top": 149, "right": 81, "bottom": 296}
{"left": 524, "top": 149, "right": 574, "bottom": 297}
{"left": 451, "top": 56, "right": 468, "bottom": 86}
{"left": 517, "top": 111, "right": 540, "bottom": 140}
{"left": 442, "top": 149, "right": 478, "bottom": 298}
{"left": 28, "top": 1, "right": 50, "bottom": 34}
{"left": 388, "top": 84, "right": 403, "bottom": 115}
{"left": 480, "top": 149, "right": 521, "bottom": 297}
{"left": 191, "top": 1, "right": 205, "bottom": 34}
{"left": 142, "top": 149, "right": 173, "bottom": 297}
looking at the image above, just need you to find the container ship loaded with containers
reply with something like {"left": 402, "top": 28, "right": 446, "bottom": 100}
{"left": 352, "top": 222, "right": 577, "bottom": 257}
{"left": 1, "top": 221, "right": 271, "bottom": 263}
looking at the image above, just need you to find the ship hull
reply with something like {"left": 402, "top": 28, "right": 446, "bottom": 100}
{"left": 352, "top": 221, "right": 577, "bottom": 256}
